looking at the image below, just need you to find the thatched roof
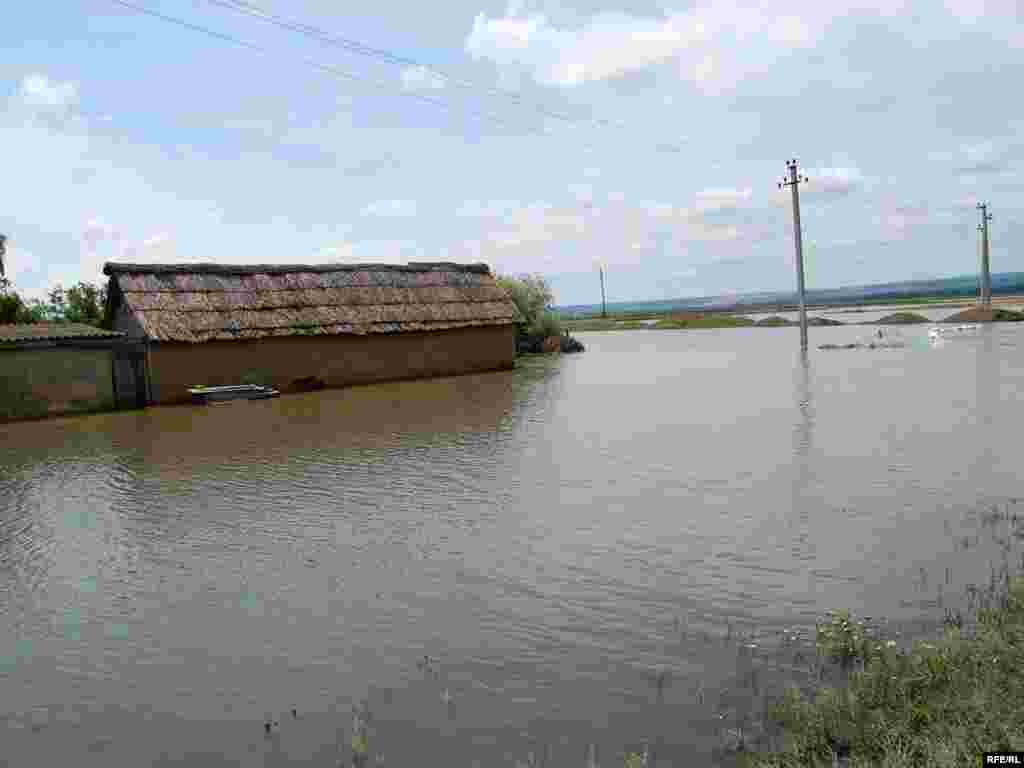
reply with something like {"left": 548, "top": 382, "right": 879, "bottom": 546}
{"left": 0, "top": 323, "right": 125, "bottom": 344}
{"left": 104, "top": 262, "right": 520, "bottom": 343}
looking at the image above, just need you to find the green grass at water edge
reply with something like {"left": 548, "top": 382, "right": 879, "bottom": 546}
{"left": 563, "top": 318, "right": 650, "bottom": 331}
{"left": 564, "top": 315, "right": 757, "bottom": 332}
{"left": 747, "top": 578, "right": 1024, "bottom": 768}
{"left": 653, "top": 316, "right": 756, "bottom": 329}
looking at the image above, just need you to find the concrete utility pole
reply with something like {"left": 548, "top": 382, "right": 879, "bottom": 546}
{"left": 977, "top": 203, "right": 992, "bottom": 307}
{"left": 779, "top": 159, "right": 810, "bottom": 350}
{"left": 599, "top": 266, "right": 607, "bottom": 318}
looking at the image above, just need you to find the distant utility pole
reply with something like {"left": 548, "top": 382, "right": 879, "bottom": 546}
{"left": 779, "top": 159, "right": 810, "bottom": 350}
{"left": 977, "top": 203, "right": 992, "bottom": 307}
{"left": 599, "top": 265, "right": 607, "bottom": 318}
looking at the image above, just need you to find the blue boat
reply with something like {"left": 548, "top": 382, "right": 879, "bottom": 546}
{"left": 188, "top": 384, "right": 280, "bottom": 404}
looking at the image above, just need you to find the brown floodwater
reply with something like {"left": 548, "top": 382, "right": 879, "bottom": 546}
{"left": 2, "top": 324, "right": 1023, "bottom": 766}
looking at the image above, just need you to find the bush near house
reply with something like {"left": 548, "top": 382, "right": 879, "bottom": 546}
{"left": 496, "top": 273, "right": 584, "bottom": 354}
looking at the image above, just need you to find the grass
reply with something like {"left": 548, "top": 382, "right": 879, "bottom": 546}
{"left": 747, "top": 578, "right": 1024, "bottom": 768}
{"left": 874, "top": 312, "right": 930, "bottom": 325}
{"left": 652, "top": 315, "right": 756, "bottom": 330}
{"left": 563, "top": 317, "right": 650, "bottom": 332}
{"left": 563, "top": 313, "right": 757, "bottom": 332}
{"left": 942, "top": 307, "right": 1024, "bottom": 324}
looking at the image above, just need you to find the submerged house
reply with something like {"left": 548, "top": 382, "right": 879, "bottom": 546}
{"left": 102, "top": 261, "right": 519, "bottom": 405}
{"left": 0, "top": 323, "right": 142, "bottom": 422}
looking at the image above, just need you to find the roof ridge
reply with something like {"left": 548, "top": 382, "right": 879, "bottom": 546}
{"left": 103, "top": 261, "right": 492, "bottom": 276}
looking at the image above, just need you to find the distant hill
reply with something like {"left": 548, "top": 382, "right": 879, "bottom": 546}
{"left": 557, "top": 272, "right": 1024, "bottom": 317}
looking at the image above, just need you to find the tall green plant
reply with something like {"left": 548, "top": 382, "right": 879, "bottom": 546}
{"left": 496, "top": 273, "right": 562, "bottom": 338}
{"left": 65, "top": 282, "right": 107, "bottom": 325}
{"left": 0, "top": 277, "right": 46, "bottom": 324}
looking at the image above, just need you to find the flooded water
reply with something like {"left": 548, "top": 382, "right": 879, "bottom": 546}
{"left": 3, "top": 325, "right": 1024, "bottom": 766}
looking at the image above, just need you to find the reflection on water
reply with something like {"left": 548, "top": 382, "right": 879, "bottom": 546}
{"left": 790, "top": 351, "right": 814, "bottom": 562}
{"left": 2, "top": 328, "right": 1024, "bottom": 766}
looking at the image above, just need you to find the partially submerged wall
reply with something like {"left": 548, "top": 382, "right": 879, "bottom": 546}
{"left": 0, "top": 345, "right": 117, "bottom": 421}
{"left": 147, "top": 324, "right": 517, "bottom": 404}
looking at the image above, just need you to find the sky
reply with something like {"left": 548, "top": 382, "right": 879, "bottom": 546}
{"left": 1, "top": 0, "right": 1022, "bottom": 306}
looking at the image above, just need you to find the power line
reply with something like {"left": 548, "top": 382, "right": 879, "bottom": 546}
{"left": 107, "top": 0, "right": 683, "bottom": 158}
{"left": 109, "top": 0, "right": 549, "bottom": 138}
{"left": 204, "top": 0, "right": 685, "bottom": 153}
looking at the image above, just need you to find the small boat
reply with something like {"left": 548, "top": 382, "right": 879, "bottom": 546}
{"left": 188, "top": 384, "right": 280, "bottom": 404}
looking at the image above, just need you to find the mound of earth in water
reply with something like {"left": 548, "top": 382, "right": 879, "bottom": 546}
{"left": 652, "top": 313, "right": 755, "bottom": 329}
{"left": 756, "top": 316, "right": 792, "bottom": 327}
{"left": 559, "top": 335, "right": 585, "bottom": 353}
{"left": 819, "top": 341, "right": 907, "bottom": 350}
{"left": 517, "top": 331, "right": 585, "bottom": 354}
{"left": 755, "top": 315, "right": 843, "bottom": 327}
{"left": 942, "top": 307, "right": 1024, "bottom": 323}
{"left": 875, "top": 312, "right": 930, "bottom": 324}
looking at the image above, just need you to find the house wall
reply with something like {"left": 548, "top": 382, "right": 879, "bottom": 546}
{"left": 146, "top": 324, "right": 517, "bottom": 404}
{"left": 0, "top": 345, "right": 117, "bottom": 422}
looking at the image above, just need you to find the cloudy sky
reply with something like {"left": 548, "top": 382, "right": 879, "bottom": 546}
{"left": 2, "top": 0, "right": 1022, "bottom": 305}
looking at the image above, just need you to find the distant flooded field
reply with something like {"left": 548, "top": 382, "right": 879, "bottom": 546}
{"left": 2, "top": 324, "right": 1023, "bottom": 766}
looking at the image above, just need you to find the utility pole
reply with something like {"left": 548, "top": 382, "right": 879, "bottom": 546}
{"left": 599, "top": 265, "right": 607, "bottom": 319}
{"left": 779, "top": 159, "right": 810, "bottom": 350}
{"left": 977, "top": 203, "right": 992, "bottom": 308}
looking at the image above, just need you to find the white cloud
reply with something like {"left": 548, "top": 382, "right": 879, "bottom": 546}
{"left": 772, "top": 167, "right": 864, "bottom": 206}
{"left": 312, "top": 241, "right": 357, "bottom": 261}
{"left": 464, "top": 2, "right": 820, "bottom": 89}
{"left": 311, "top": 239, "right": 469, "bottom": 265}
{"left": 464, "top": 1, "right": 1012, "bottom": 92}
{"left": 81, "top": 217, "right": 120, "bottom": 252}
{"left": 878, "top": 203, "right": 929, "bottom": 242}
{"left": 400, "top": 65, "right": 447, "bottom": 91}
{"left": 361, "top": 199, "right": 418, "bottom": 217}
{"left": 454, "top": 199, "right": 518, "bottom": 218}
{"left": 18, "top": 74, "right": 78, "bottom": 110}
{"left": 461, "top": 186, "right": 765, "bottom": 275}
{"left": 142, "top": 232, "right": 172, "bottom": 250}
{"left": 949, "top": 140, "right": 1018, "bottom": 175}
{"left": 694, "top": 187, "right": 754, "bottom": 212}
{"left": 806, "top": 167, "right": 863, "bottom": 200}
{"left": 0, "top": 244, "right": 60, "bottom": 300}
{"left": 943, "top": 0, "right": 1022, "bottom": 23}
{"left": 953, "top": 194, "right": 981, "bottom": 210}
{"left": 806, "top": 167, "right": 864, "bottom": 200}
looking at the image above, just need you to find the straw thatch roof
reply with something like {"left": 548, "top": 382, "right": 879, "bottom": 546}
{"left": 103, "top": 262, "right": 520, "bottom": 343}
{"left": 0, "top": 323, "right": 125, "bottom": 344}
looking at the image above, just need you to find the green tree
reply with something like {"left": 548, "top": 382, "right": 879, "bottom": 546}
{"left": 0, "top": 282, "right": 22, "bottom": 323}
{"left": 47, "top": 285, "right": 66, "bottom": 322}
{"left": 0, "top": 278, "right": 46, "bottom": 324}
{"left": 20, "top": 299, "right": 47, "bottom": 323}
{"left": 65, "top": 282, "right": 107, "bottom": 325}
{"left": 496, "top": 273, "right": 562, "bottom": 338}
